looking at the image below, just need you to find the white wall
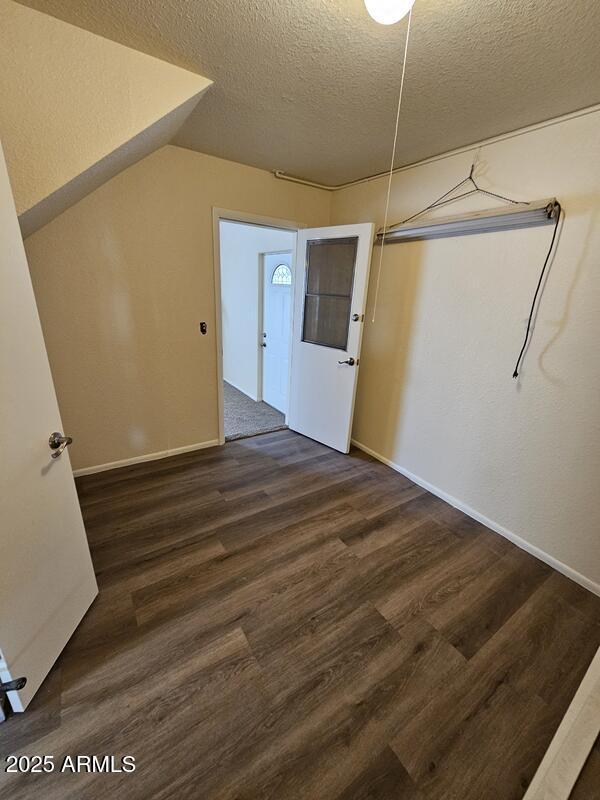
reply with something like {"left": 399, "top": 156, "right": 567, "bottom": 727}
{"left": 219, "top": 221, "right": 295, "bottom": 400}
{"left": 332, "top": 108, "right": 600, "bottom": 593}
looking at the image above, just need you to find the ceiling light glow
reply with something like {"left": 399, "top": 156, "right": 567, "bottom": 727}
{"left": 364, "top": 0, "right": 416, "bottom": 25}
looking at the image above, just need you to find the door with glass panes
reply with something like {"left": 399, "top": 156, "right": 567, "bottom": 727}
{"left": 288, "top": 223, "right": 374, "bottom": 452}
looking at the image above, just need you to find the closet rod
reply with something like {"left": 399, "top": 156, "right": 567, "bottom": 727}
{"left": 375, "top": 198, "right": 559, "bottom": 244}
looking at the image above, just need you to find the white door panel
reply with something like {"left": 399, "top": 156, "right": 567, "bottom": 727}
{"left": 0, "top": 141, "right": 97, "bottom": 711}
{"left": 288, "top": 223, "right": 374, "bottom": 453}
{"left": 262, "top": 252, "right": 292, "bottom": 413}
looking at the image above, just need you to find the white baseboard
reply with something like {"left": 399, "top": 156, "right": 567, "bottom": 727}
{"left": 351, "top": 439, "right": 600, "bottom": 598}
{"left": 73, "top": 439, "right": 221, "bottom": 477}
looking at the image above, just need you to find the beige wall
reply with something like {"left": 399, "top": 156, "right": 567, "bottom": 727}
{"left": 332, "top": 110, "right": 600, "bottom": 591}
{"left": 220, "top": 221, "right": 296, "bottom": 400}
{"left": 0, "top": 0, "right": 210, "bottom": 222}
{"left": 25, "top": 145, "right": 330, "bottom": 471}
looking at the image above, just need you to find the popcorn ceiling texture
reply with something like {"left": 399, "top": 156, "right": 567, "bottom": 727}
{"left": 15, "top": 0, "right": 600, "bottom": 185}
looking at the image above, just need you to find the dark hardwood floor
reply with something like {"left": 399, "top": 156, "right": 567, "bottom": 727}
{"left": 572, "top": 735, "right": 600, "bottom": 799}
{"left": 1, "top": 429, "right": 599, "bottom": 799}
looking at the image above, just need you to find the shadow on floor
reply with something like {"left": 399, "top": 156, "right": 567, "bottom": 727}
{"left": 223, "top": 381, "right": 286, "bottom": 441}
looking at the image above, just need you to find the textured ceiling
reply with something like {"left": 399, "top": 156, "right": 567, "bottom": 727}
{"left": 15, "top": 0, "right": 600, "bottom": 185}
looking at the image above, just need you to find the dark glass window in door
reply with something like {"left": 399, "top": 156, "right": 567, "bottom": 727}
{"left": 302, "top": 237, "right": 358, "bottom": 350}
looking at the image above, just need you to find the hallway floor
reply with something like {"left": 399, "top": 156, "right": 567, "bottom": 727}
{"left": 223, "top": 381, "right": 286, "bottom": 440}
{"left": 1, "top": 430, "right": 599, "bottom": 799}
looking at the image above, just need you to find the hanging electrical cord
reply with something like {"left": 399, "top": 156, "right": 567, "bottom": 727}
{"left": 371, "top": 7, "right": 413, "bottom": 323}
{"left": 512, "top": 202, "right": 563, "bottom": 378}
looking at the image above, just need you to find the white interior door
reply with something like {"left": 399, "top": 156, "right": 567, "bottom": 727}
{"left": 288, "top": 223, "right": 374, "bottom": 453}
{"left": 262, "top": 252, "right": 293, "bottom": 413}
{"left": 0, "top": 141, "right": 98, "bottom": 711}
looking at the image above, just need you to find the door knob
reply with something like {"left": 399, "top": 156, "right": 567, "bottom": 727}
{"left": 260, "top": 342, "right": 267, "bottom": 348}
{"left": 49, "top": 431, "right": 73, "bottom": 459}
{"left": 338, "top": 357, "right": 355, "bottom": 366}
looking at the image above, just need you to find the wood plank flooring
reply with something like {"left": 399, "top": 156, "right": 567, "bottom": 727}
{"left": 1, "top": 429, "right": 598, "bottom": 799}
{"left": 572, "top": 735, "right": 600, "bottom": 799}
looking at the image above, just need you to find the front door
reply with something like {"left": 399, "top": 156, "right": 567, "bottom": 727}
{"left": 262, "top": 251, "right": 293, "bottom": 414}
{"left": 288, "top": 223, "right": 374, "bottom": 453}
{"left": 0, "top": 140, "right": 98, "bottom": 711}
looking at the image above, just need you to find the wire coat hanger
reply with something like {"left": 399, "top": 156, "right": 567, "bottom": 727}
{"left": 385, "top": 153, "right": 529, "bottom": 232}
{"left": 376, "top": 150, "right": 562, "bottom": 379}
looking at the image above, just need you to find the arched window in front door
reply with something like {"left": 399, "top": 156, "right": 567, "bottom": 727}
{"left": 271, "top": 264, "right": 292, "bottom": 285}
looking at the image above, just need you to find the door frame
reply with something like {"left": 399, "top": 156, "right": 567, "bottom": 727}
{"left": 259, "top": 249, "right": 295, "bottom": 415}
{"left": 212, "top": 208, "right": 301, "bottom": 445}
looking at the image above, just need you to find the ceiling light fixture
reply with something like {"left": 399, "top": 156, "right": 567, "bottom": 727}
{"left": 364, "top": 0, "right": 416, "bottom": 25}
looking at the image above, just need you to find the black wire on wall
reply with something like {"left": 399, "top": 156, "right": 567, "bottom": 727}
{"left": 512, "top": 203, "right": 563, "bottom": 378}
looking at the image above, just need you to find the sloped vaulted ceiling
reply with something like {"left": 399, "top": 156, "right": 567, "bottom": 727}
{"left": 0, "top": 0, "right": 212, "bottom": 235}
{"left": 13, "top": 0, "right": 600, "bottom": 186}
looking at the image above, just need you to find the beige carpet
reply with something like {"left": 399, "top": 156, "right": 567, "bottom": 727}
{"left": 223, "top": 382, "right": 286, "bottom": 441}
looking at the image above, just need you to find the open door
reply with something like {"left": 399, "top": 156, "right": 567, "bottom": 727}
{"left": 0, "top": 141, "right": 98, "bottom": 711}
{"left": 288, "top": 223, "right": 374, "bottom": 453}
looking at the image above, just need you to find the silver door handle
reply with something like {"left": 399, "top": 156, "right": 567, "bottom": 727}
{"left": 49, "top": 431, "right": 73, "bottom": 459}
{"left": 338, "top": 358, "right": 355, "bottom": 366}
